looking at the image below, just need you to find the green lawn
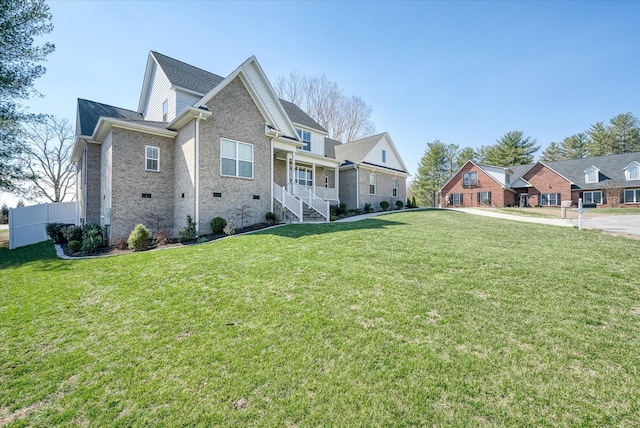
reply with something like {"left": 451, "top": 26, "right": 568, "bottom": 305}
{"left": 0, "top": 229, "right": 7, "bottom": 249}
{"left": 2, "top": 210, "right": 639, "bottom": 426}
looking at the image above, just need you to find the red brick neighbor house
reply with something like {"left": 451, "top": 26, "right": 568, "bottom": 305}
{"left": 440, "top": 152, "right": 640, "bottom": 208}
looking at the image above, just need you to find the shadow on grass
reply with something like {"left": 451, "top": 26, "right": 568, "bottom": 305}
{"left": 256, "top": 217, "right": 407, "bottom": 239}
{"left": 0, "top": 240, "right": 68, "bottom": 271}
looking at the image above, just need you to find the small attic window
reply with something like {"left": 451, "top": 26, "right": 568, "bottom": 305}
{"left": 162, "top": 99, "right": 168, "bottom": 122}
{"left": 625, "top": 162, "right": 639, "bottom": 180}
{"left": 585, "top": 166, "right": 599, "bottom": 184}
{"left": 382, "top": 150, "right": 387, "bottom": 163}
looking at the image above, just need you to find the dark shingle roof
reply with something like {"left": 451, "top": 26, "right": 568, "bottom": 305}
{"left": 151, "top": 51, "right": 224, "bottom": 95}
{"left": 77, "top": 98, "right": 145, "bottom": 136}
{"left": 544, "top": 152, "right": 640, "bottom": 190}
{"left": 324, "top": 137, "right": 342, "bottom": 158}
{"left": 279, "top": 99, "right": 327, "bottom": 133}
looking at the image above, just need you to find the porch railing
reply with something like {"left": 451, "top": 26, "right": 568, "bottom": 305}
{"left": 273, "top": 182, "right": 302, "bottom": 222}
{"left": 289, "top": 182, "right": 330, "bottom": 221}
{"left": 311, "top": 186, "right": 338, "bottom": 201}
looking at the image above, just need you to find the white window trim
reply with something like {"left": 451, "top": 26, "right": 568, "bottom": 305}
{"left": 582, "top": 191, "right": 602, "bottom": 204}
{"left": 296, "top": 128, "right": 311, "bottom": 152}
{"left": 392, "top": 177, "right": 398, "bottom": 197}
{"left": 463, "top": 171, "right": 478, "bottom": 186}
{"left": 624, "top": 188, "right": 640, "bottom": 204}
{"left": 369, "top": 173, "right": 376, "bottom": 195}
{"left": 625, "top": 163, "right": 640, "bottom": 181}
{"left": 220, "top": 138, "right": 254, "bottom": 179}
{"left": 145, "top": 145, "right": 160, "bottom": 172}
{"left": 584, "top": 166, "right": 599, "bottom": 184}
{"left": 295, "top": 166, "right": 313, "bottom": 187}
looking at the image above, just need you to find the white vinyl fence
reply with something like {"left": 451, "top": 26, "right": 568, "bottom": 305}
{"left": 8, "top": 202, "right": 78, "bottom": 250}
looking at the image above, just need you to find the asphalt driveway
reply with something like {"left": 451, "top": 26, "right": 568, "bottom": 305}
{"left": 569, "top": 215, "right": 640, "bottom": 236}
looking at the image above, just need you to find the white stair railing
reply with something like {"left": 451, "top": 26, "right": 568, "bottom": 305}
{"left": 312, "top": 186, "right": 338, "bottom": 201}
{"left": 273, "top": 182, "right": 302, "bottom": 222}
{"left": 290, "top": 182, "right": 330, "bottom": 221}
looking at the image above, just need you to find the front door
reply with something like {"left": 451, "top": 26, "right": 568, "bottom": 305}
{"left": 518, "top": 194, "right": 529, "bottom": 207}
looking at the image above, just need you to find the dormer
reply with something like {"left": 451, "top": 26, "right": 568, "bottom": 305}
{"left": 624, "top": 161, "right": 640, "bottom": 181}
{"left": 584, "top": 166, "right": 599, "bottom": 184}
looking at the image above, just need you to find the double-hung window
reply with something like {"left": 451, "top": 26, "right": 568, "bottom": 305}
{"left": 145, "top": 146, "right": 159, "bottom": 171}
{"left": 295, "top": 167, "right": 313, "bottom": 187}
{"left": 585, "top": 166, "right": 599, "bottom": 184}
{"left": 625, "top": 163, "right": 639, "bottom": 180}
{"left": 477, "top": 191, "right": 492, "bottom": 205}
{"left": 451, "top": 193, "right": 463, "bottom": 206}
{"left": 583, "top": 191, "right": 602, "bottom": 204}
{"left": 540, "top": 193, "right": 561, "bottom": 206}
{"left": 221, "top": 138, "right": 253, "bottom": 179}
{"left": 296, "top": 128, "right": 311, "bottom": 151}
{"left": 369, "top": 173, "right": 376, "bottom": 195}
{"left": 624, "top": 189, "right": 640, "bottom": 203}
{"left": 463, "top": 172, "right": 477, "bottom": 186}
{"left": 392, "top": 177, "right": 398, "bottom": 197}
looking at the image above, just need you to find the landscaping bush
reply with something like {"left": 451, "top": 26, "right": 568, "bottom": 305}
{"left": 265, "top": 212, "right": 277, "bottom": 225}
{"left": 179, "top": 215, "right": 197, "bottom": 243}
{"left": 81, "top": 224, "right": 105, "bottom": 253}
{"left": 380, "top": 201, "right": 390, "bottom": 211}
{"left": 153, "top": 229, "right": 173, "bottom": 246}
{"left": 62, "top": 225, "right": 83, "bottom": 242}
{"left": 128, "top": 224, "right": 151, "bottom": 251}
{"left": 67, "top": 240, "right": 81, "bottom": 253}
{"left": 210, "top": 216, "right": 227, "bottom": 234}
{"left": 113, "top": 237, "right": 128, "bottom": 250}
{"left": 45, "top": 222, "right": 67, "bottom": 244}
{"left": 363, "top": 203, "right": 373, "bottom": 213}
{"left": 396, "top": 200, "right": 404, "bottom": 210}
{"left": 223, "top": 220, "right": 236, "bottom": 236}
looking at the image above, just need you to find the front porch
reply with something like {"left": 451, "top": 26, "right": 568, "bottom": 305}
{"left": 272, "top": 146, "right": 340, "bottom": 222}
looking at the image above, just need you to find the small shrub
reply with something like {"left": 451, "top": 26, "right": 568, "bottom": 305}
{"left": 153, "top": 229, "right": 173, "bottom": 246}
{"left": 364, "top": 203, "right": 373, "bottom": 213}
{"left": 339, "top": 202, "right": 347, "bottom": 215}
{"left": 265, "top": 211, "right": 277, "bottom": 225}
{"left": 45, "top": 222, "right": 67, "bottom": 244}
{"left": 396, "top": 200, "right": 404, "bottom": 210}
{"left": 196, "top": 236, "right": 208, "bottom": 243}
{"left": 67, "top": 240, "right": 81, "bottom": 253}
{"left": 62, "top": 225, "right": 83, "bottom": 242}
{"left": 380, "top": 201, "right": 390, "bottom": 211}
{"left": 113, "top": 237, "right": 128, "bottom": 250}
{"left": 210, "top": 216, "right": 227, "bottom": 234}
{"left": 81, "top": 224, "right": 104, "bottom": 253}
{"left": 223, "top": 220, "right": 236, "bottom": 236}
{"left": 179, "top": 215, "right": 197, "bottom": 243}
{"left": 128, "top": 224, "right": 150, "bottom": 251}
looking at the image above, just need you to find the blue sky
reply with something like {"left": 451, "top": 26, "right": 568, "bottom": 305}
{"left": 4, "top": 0, "right": 639, "bottom": 206}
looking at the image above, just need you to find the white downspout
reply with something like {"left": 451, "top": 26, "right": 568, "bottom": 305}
{"left": 195, "top": 114, "right": 203, "bottom": 234}
{"left": 335, "top": 166, "right": 339, "bottom": 204}
{"left": 270, "top": 139, "right": 274, "bottom": 213}
{"left": 356, "top": 166, "right": 360, "bottom": 209}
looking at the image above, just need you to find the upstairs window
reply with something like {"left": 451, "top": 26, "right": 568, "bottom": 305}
{"left": 382, "top": 150, "right": 387, "bottom": 163}
{"left": 462, "top": 171, "right": 477, "bottom": 186}
{"left": 584, "top": 166, "right": 599, "bottom": 183}
{"left": 221, "top": 138, "right": 253, "bottom": 179}
{"left": 625, "top": 163, "right": 639, "bottom": 180}
{"left": 162, "top": 99, "right": 168, "bottom": 122}
{"left": 145, "top": 146, "right": 159, "bottom": 171}
{"left": 296, "top": 128, "right": 311, "bottom": 151}
{"left": 369, "top": 173, "right": 376, "bottom": 195}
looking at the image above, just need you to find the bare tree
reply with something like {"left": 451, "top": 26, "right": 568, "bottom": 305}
{"left": 602, "top": 180, "right": 623, "bottom": 207}
{"left": 275, "top": 72, "right": 375, "bottom": 143}
{"left": 18, "top": 115, "right": 76, "bottom": 202}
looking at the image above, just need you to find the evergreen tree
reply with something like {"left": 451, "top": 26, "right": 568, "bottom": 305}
{"left": 608, "top": 112, "right": 640, "bottom": 154}
{"left": 561, "top": 133, "right": 589, "bottom": 159}
{"left": 540, "top": 142, "right": 566, "bottom": 162}
{"left": 455, "top": 147, "right": 478, "bottom": 169}
{"left": 0, "top": 0, "right": 54, "bottom": 192}
{"left": 483, "top": 131, "right": 539, "bottom": 166}
{"left": 586, "top": 121, "right": 612, "bottom": 156}
{"left": 413, "top": 140, "right": 450, "bottom": 207}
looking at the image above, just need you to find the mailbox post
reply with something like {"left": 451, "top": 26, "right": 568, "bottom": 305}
{"left": 573, "top": 198, "right": 596, "bottom": 230}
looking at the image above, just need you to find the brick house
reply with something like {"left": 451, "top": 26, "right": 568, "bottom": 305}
{"left": 71, "top": 51, "right": 409, "bottom": 241}
{"left": 440, "top": 152, "right": 640, "bottom": 208}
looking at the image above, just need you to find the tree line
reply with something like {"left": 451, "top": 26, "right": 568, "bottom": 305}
{"left": 412, "top": 112, "right": 640, "bottom": 207}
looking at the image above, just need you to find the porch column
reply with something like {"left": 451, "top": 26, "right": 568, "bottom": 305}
{"left": 291, "top": 151, "right": 296, "bottom": 186}
{"left": 286, "top": 152, "right": 291, "bottom": 185}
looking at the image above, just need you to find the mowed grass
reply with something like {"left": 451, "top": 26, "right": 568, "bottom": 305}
{"left": 0, "top": 229, "right": 8, "bottom": 249}
{"left": 1, "top": 210, "right": 639, "bottom": 426}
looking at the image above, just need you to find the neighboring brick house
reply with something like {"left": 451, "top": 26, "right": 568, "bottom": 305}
{"left": 71, "top": 51, "right": 410, "bottom": 241}
{"left": 441, "top": 152, "right": 640, "bottom": 208}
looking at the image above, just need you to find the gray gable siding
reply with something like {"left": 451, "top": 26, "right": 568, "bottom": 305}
{"left": 151, "top": 51, "right": 224, "bottom": 95}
